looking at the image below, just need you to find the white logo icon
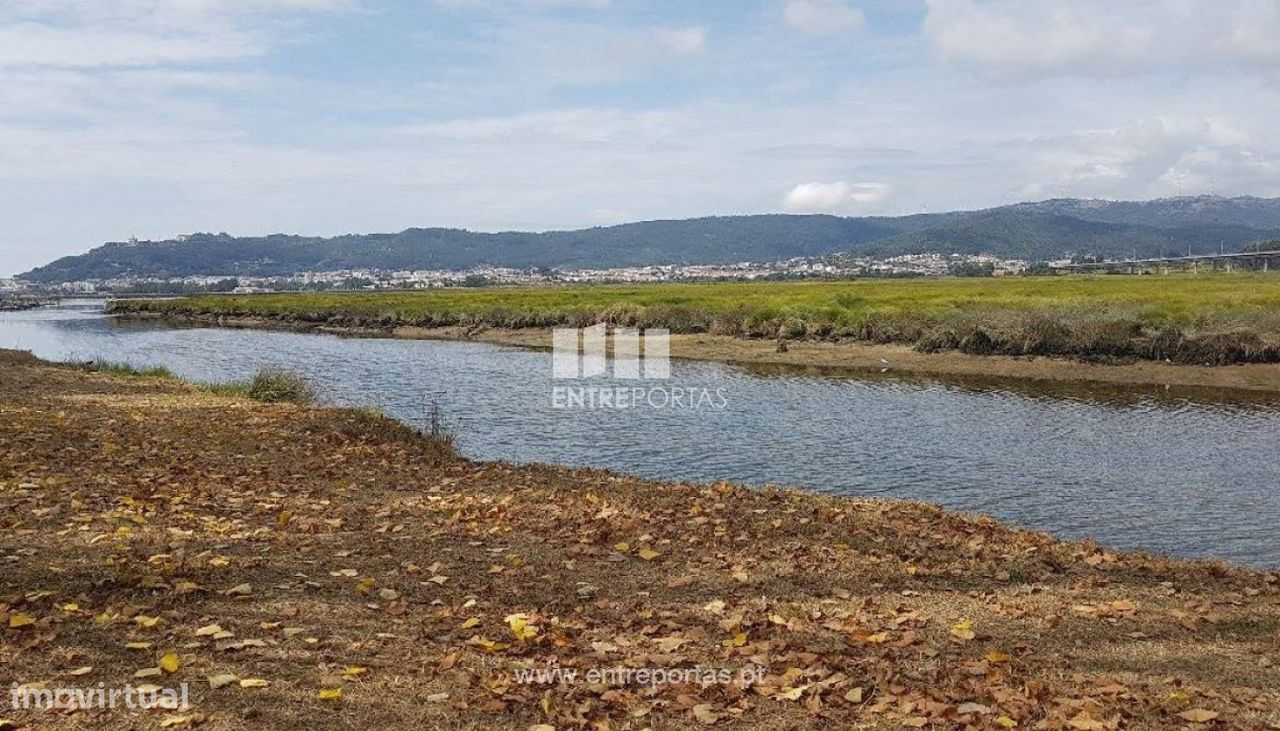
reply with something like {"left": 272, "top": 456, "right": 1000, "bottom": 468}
{"left": 552, "top": 324, "right": 670, "bottom": 380}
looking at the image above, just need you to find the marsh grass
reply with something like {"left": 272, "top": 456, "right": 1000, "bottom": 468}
{"left": 242, "top": 367, "right": 316, "bottom": 404}
{"left": 83, "top": 361, "right": 176, "bottom": 378}
{"left": 110, "top": 273, "right": 1280, "bottom": 364}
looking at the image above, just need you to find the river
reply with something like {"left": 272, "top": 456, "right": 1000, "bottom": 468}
{"left": 3, "top": 300, "right": 1278, "bottom": 568}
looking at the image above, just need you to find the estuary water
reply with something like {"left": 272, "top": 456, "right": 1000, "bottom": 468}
{"left": 3, "top": 300, "right": 1278, "bottom": 567}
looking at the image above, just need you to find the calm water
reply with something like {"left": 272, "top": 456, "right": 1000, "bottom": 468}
{"left": 4, "top": 300, "right": 1279, "bottom": 567}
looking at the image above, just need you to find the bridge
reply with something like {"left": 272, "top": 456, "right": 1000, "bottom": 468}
{"left": 1051, "top": 249, "right": 1280, "bottom": 273}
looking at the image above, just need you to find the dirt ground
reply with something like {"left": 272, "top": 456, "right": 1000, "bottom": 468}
{"left": 2, "top": 349, "right": 1278, "bottom": 730}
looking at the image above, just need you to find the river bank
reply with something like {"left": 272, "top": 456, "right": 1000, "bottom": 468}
{"left": 2, "top": 349, "right": 1278, "bottom": 729}
{"left": 0, "top": 297, "right": 54, "bottom": 312}
{"left": 117, "top": 309, "right": 1280, "bottom": 393}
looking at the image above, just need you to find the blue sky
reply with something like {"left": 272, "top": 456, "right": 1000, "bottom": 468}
{"left": 3, "top": 0, "right": 1280, "bottom": 275}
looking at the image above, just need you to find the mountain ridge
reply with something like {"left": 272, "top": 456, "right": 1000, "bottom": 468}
{"left": 20, "top": 195, "right": 1280, "bottom": 283}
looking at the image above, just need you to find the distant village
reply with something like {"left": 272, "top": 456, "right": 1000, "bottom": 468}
{"left": 3, "top": 253, "right": 1031, "bottom": 296}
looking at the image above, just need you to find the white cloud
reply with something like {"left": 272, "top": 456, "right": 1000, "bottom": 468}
{"left": 0, "top": 0, "right": 350, "bottom": 69}
{"left": 783, "top": 181, "right": 893, "bottom": 213}
{"left": 924, "top": 0, "right": 1280, "bottom": 79}
{"left": 783, "top": 0, "right": 866, "bottom": 35}
{"left": 655, "top": 26, "right": 707, "bottom": 55}
{"left": 0, "top": 24, "right": 259, "bottom": 68}
{"left": 396, "top": 108, "right": 681, "bottom": 144}
{"left": 1023, "top": 116, "right": 1280, "bottom": 200}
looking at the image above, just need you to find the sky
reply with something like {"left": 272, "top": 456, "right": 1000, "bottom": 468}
{"left": 3, "top": 0, "right": 1280, "bottom": 275}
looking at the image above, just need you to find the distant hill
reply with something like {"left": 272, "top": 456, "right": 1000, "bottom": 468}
{"left": 20, "top": 196, "right": 1280, "bottom": 282}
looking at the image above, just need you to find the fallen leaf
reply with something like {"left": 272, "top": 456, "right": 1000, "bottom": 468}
{"left": 208, "top": 673, "right": 239, "bottom": 689}
{"left": 8, "top": 614, "right": 36, "bottom": 629}
{"left": 692, "top": 704, "right": 721, "bottom": 725}
{"left": 951, "top": 618, "right": 975, "bottom": 641}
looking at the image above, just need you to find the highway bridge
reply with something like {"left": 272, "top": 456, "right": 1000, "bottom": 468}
{"left": 1051, "top": 249, "right": 1280, "bottom": 273}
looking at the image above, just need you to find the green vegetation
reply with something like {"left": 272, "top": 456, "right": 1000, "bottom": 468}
{"left": 83, "top": 361, "right": 176, "bottom": 378}
{"left": 242, "top": 367, "right": 316, "bottom": 405}
{"left": 111, "top": 273, "right": 1280, "bottom": 364}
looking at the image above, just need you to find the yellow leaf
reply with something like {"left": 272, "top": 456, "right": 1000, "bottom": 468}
{"left": 317, "top": 687, "right": 342, "bottom": 701}
{"left": 774, "top": 685, "right": 807, "bottom": 701}
{"left": 460, "top": 617, "right": 481, "bottom": 629}
{"left": 985, "top": 649, "right": 1012, "bottom": 664}
{"left": 7, "top": 614, "right": 35, "bottom": 629}
{"left": 59, "top": 603, "right": 79, "bottom": 613}
{"left": 507, "top": 613, "right": 539, "bottom": 641}
{"left": 67, "top": 666, "right": 93, "bottom": 677}
{"left": 1178, "top": 709, "right": 1219, "bottom": 723}
{"left": 355, "top": 578, "right": 376, "bottom": 595}
{"left": 159, "top": 653, "right": 181, "bottom": 674}
{"left": 637, "top": 548, "right": 660, "bottom": 561}
{"left": 135, "top": 615, "right": 161, "bottom": 628}
{"left": 843, "top": 687, "right": 863, "bottom": 703}
{"left": 342, "top": 666, "right": 368, "bottom": 678}
{"left": 125, "top": 641, "right": 153, "bottom": 650}
{"left": 195, "top": 623, "right": 224, "bottom": 637}
{"left": 950, "top": 618, "right": 975, "bottom": 641}
{"left": 239, "top": 679, "right": 270, "bottom": 688}
{"left": 613, "top": 542, "right": 630, "bottom": 553}
{"left": 995, "top": 717, "right": 1018, "bottom": 729}
{"left": 159, "top": 716, "right": 193, "bottom": 728}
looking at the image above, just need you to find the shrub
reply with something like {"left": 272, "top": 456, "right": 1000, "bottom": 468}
{"left": 779, "top": 317, "right": 808, "bottom": 339}
{"left": 1069, "top": 320, "right": 1141, "bottom": 359}
{"left": 914, "top": 329, "right": 960, "bottom": 353}
{"left": 958, "top": 328, "right": 996, "bottom": 355}
{"left": 244, "top": 368, "right": 315, "bottom": 404}
{"left": 1174, "top": 329, "right": 1275, "bottom": 365}
{"left": 1016, "top": 316, "right": 1073, "bottom": 356}
{"left": 598, "top": 302, "right": 644, "bottom": 327}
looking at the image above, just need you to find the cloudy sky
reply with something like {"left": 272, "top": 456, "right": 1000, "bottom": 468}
{"left": 3, "top": 0, "right": 1280, "bottom": 275}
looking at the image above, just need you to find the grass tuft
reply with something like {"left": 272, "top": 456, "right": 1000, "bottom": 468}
{"left": 242, "top": 367, "right": 316, "bottom": 404}
{"left": 84, "top": 361, "right": 176, "bottom": 379}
